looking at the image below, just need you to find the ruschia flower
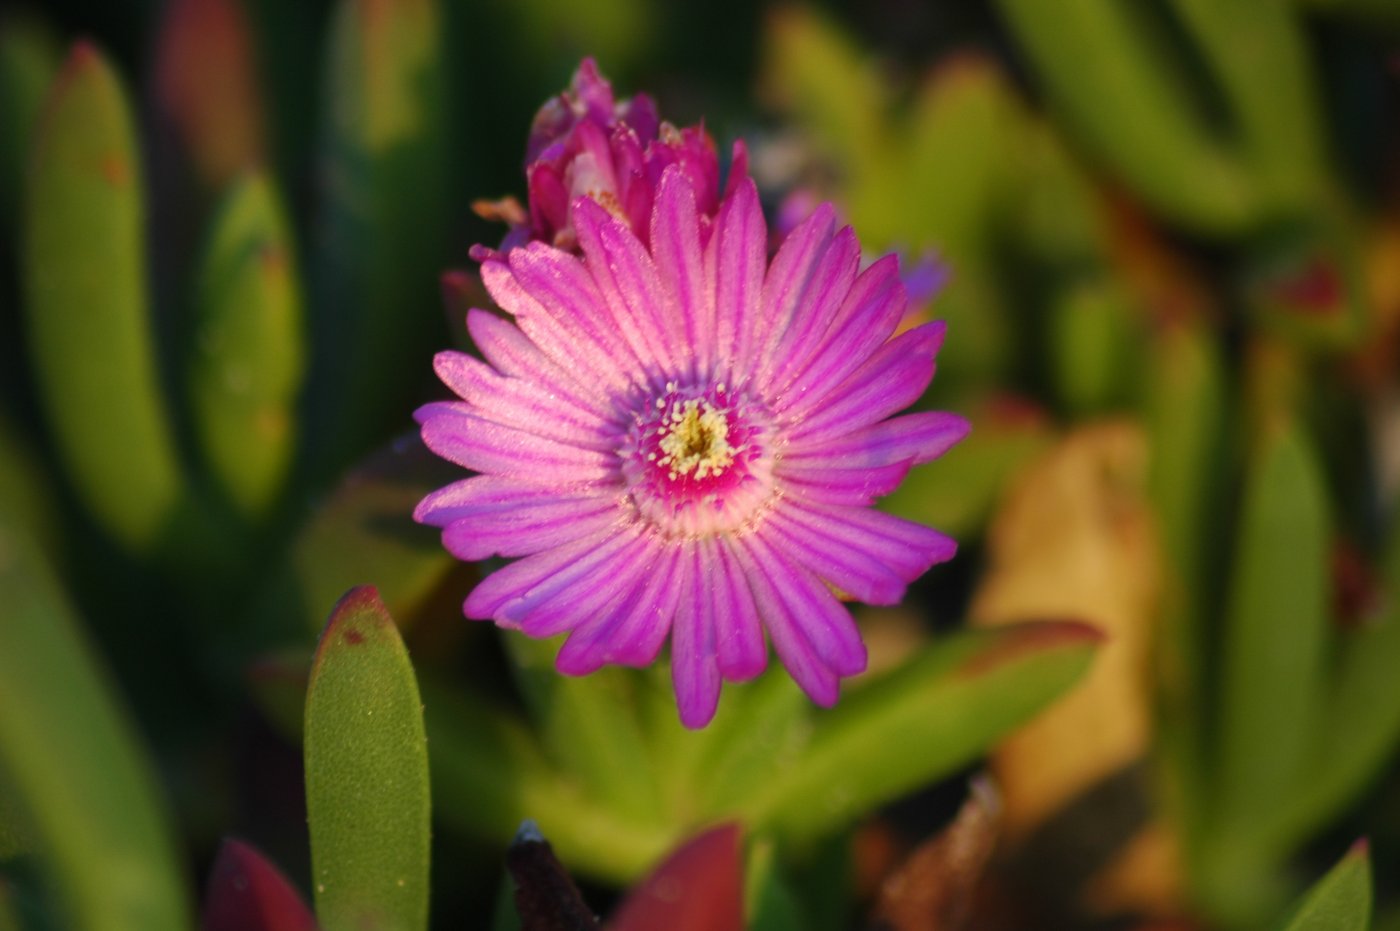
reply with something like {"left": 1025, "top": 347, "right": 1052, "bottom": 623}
{"left": 479, "top": 59, "right": 722, "bottom": 256}
{"left": 417, "top": 153, "right": 968, "bottom": 727}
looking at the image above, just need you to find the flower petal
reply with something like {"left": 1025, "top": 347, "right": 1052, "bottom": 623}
{"left": 780, "top": 498, "right": 958, "bottom": 585}
{"left": 465, "top": 308, "right": 611, "bottom": 417}
{"left": 441, "top": 497, "right": 619, "bottom": 560}
{"left": 783, "top": 411, "right": 971, "bottom": 468}
{"left": 418, "top": 404, "right": 614, "bottom": 481}
{"left": 708, "top": 176, "right": 765, "bottom": 379}
{"left": 556, "top": 537, "right": 682, "bottom": 673}
{"left": 672, "top": 541, "right": 722, "bottom": 728}
{"left": 649, "top": 166, "right": 710, "bottom": 383}
{"left": 463, "top": 522, "right": 630, "bottom": 623}
{"left": 781, "top": 322, "right": 943, "bottom": 443}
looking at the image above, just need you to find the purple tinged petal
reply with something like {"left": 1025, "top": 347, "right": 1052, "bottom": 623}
{"left": 480, "top": 260, "right": 619, "bottom": 390}
{"left": 573, "top": 197, "right": 680, "bottom": 375}
{"left": 519, "top": 530, "right": 658, "bottom": 638}
{"left": 772, "top": 256, "right": 908, "bottom": 407}
{"left": 650, "top": 166, "right": 710, "bottom": 383}
{"left": 672, "top": 541, "right": 722, "bottom": 728}
{"left": 419, "top": 406, "right": 614, "bottom": 481}
{"left": 784, "top": 411, "right": 971, "bottom": 468}
{"left": 748, "top": 204, "right": 837, "bottom": 382}
{"left": 414, "top": 474, "right": 610, "bottom": 526}
{"left": 780, "top": 498, "right": 958, "bottom": 585}
{"left": 782, "top": 322, "right": 943, "bottom": 443}
{"left": 776, "top": 459, "right": 912, "bottom": 506}
{"left": 708, "top": 176, "right": 765, "bottom": 381}
{"left": 432, "top": 351, "right": 618, "bottom": 450}
{"left": 761, "top": 508, "right": 910, "bottom": 605}
{"left": 464, "top": 523, "right": 627, "bottom": 623}
{"left": 556, "top": 537, "right": 683, "bottom": 673}
{"left": 465, "top": 520, "right": 643, "bottom": 623}
{"left": 464, "top": 309, "right": 610, "bottom": 418}
{"left": 710, "top": 538, "right": 767, "bottom": 681}
{"left": 760, "top": 225, "right": 860, "bottom": 393}
{"left": 507, "top": 243, "right": 644, "bottom": 383}
{"left": 441, "top": 499, "right": 619, "bottom": 560}
{"left": 742, "top": 530, "right": 866, "bottom": 676}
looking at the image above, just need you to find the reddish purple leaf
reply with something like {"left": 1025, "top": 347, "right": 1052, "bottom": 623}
{"left": 201, "top": 838, "right": 317, "bottom": 931}
{"left": 608, "top": 824, "right": 744, "bottom": 931}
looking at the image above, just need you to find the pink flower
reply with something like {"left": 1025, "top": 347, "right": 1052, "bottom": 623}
{"left": 479, "top": 59, "right": 724, "bottom": 257}
{"left": 419, "top": 71, "right": 967, "bottom": 729}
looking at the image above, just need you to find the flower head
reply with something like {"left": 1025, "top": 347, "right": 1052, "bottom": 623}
{"left": 420, "top": 71, "right": 967, "bottom": 729}
{"left": 480, "top": 59, "right": 723, "bottom": 257}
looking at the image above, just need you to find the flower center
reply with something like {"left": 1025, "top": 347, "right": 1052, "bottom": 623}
{"left": 657, "top": 398, "right": 734, "bottom": 480}
{"left": 619, "top": 383, "right": 774, "bottom": 537}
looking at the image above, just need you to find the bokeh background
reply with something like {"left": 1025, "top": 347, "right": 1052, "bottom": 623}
{"left": 4, "top": 0, "right": 1400, "bottom": 929}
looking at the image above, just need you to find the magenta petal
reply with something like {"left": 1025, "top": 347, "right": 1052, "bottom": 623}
{"left": 441, "top": 499, "right": 618, "bottom": 560}
{"left": 464, "top": 309, "right": 608, "bottom": 416}
{"left": 784, "top": 411, "right": 971, "bottom": 469}
{"left": 708, "top": 176, "right": 765, "bottom": 379}
{"left": 761, "top": 508, "right": 909, "bottom": 605}
{"left": 650, "top": 166, "right": 710, "bottom": 382}
{"left": 742, "top": 531, "right": 866, "bottom": 676}
{"left": 494, "top": 522, "right": 646, "bottom": 625}
{"left": 522, "top": 530, "right": 657, "bottom": 638}
{"left": 760, "top": 225, "right": 859, "bottom": 392}
{"left": 782, "top": 322, "right": 943, "bottom": 442}
{"left": 433, "top": 351, "right": 616, "bottom": 449}
{"left": 709, "top": 538, "right": 767, "bottom": 681}
{"left": 464, "top": 524, "right": 626, "bottom": 623}
{"left": 777, "top": 460, "right": 912, "bottom": 506}
{"left": 574, "top": 196, "right": 680, "bottom": 375}
{"left": 414, "top": 474, "right": 607, "bottom": 526}
{"left": 782, "top": 498, "right": 958, "bottom": 584}
{"left": 420, "top": 407, "right": 613, "bottom": 481}
{"left": 773, "top": 256, "right": 908, "bottom": 406}
{"left": 672, "top": 542, "right": 722, "bottom": 728}
{"left": 749, "top": 203, "right": 837, "bottom": 379}
{"left": 556, "top": 539, "right": 683, "bottom": 673}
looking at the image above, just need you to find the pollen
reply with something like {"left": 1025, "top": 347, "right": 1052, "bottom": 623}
{"left": 657, "top": 398, "right": 735, "bottom": 480}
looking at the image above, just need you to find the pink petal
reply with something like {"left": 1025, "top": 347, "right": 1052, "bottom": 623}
{"left": 748, "top": 203, "right": 836, "bottom": 383}
{"left": 441, "top": 498, "right": 619, "bottom": 560}
{"left": 464, "top": 523, "right": 630, "bottom": 622}
{"left": 759, "top": 225, "right": 859, "bottom": 393}
{"left": 465, "top": 309, "right": 610, "bottom": 417}
{"left": 782, "top": 322, "right": 943, "bottom": 443}
{"left": 780, "top": 498, "right": 958, "bottom": 584}
{"left": 433, "top": 351, "right": 618, "bottom": 450}
{"left": 783, "top": 411, "right": 971, "bottom": 468}
{"left": 419, "top": 405, "right": 614, "bottom": 481}
{"left": 649, "top": 166, "right": 711, "bottom": 383}
{"left": 761, "top": 507, "right": 909, "bottom": 604}
{"left": 556, "top": 538, "right": 683, "bottom": 673}
{"left": 574, "top": 197, "right": 681, "bottom": 379}
{"left": 709, "top": 538, "right": 767, "bottom": 681}
{"left": 672, "top": 541, "right": 722, "bottom": 728}
{"left": 707, "top": 176, "right": 765, "bottom": 380}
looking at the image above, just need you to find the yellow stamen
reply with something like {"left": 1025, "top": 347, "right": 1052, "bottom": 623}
{"left": 658, "top": 398, "right": 734, "bottom": 480}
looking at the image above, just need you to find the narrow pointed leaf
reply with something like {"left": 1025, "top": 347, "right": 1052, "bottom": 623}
{"left": 0, "top": 519, "right": 190, "bottom": 931}
{"left": 306, "top": 0, "right": 450, "bottom": 475}
{"left": 1277, "top": 842, "right": 1372, "bottom": 931}
{"left": 741, "top": 622, "right": 1101, "bottom": 844}
{"left": 1213, "top": 419, "right": 1329, "bottom": 848}
{"left": 22, "top": 43, "right": 195, "bottom": 554}
{"left": 202, "top": 838, "right": 317, "bottom": 931}
{"left": 190, "top": 172, "right": 305, "bottom": 520}
{"left": 305, "top": 587, "right": 430, "bottom": 931}
{"left": 994, "top": 0, "right": 1260, "bottom": 233}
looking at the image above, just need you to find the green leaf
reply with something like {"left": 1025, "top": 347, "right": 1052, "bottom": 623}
{"left": 0, "top": 12, "right": 59, "bottom": 227}
{"left": 503, "top": 636, "right": 660, "bottom": 822}
{"left": 1050, "top": 275, "right": 1142, "bottom": 416}
{"left": 1212, "top": 418, "right": 1329, "bottom": 849}
{"left": 305, "top": 587, "right": 431, "bottom": 931}
{"left": 1146, "top": 321, "right": 1230, "bottom": 841}
{"left": 190, "top": 172, "right": 305, "bottom": 520}
{"left": 306, "top": 0, "right": 450, "bottom": 476}
{"left": 745, "top": 839, "right": 806, "bottom": 931}
{"left": 22, "top": 43, "right": 199, "bottom": 556}
{"left": 741, "top": 622, "right": 1101, "bottom": 845}
{"left": 0, "top": 519, "right": 191, "bottom": 931}
{"left": 251, "top": 435, "right": 459, "bottom": 642}
{"left": 994, "top": 0, "right": 1260, "bottom": 233}
{"left": 424, "top": 677, "right": 673, "bottom": 883}
{"left": 1170, "top": 0, "right": 1327, "bottom": 215}
{"left": 1277, "top": 843, "right": 1372, "bottom": 931}
{"left": 1280, "top": 514, "right": 1400, "bottom": 845}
